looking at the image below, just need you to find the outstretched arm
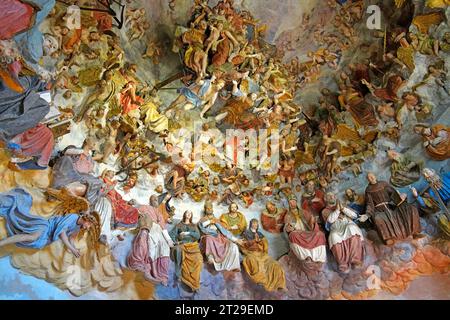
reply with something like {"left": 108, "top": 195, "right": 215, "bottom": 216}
{"left": 59, "top": 231, "right": 81, "bottom": 258}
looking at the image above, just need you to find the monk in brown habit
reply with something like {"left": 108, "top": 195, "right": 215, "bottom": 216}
{"left": 364, "top": 173, "right": 423, "bottom": 245}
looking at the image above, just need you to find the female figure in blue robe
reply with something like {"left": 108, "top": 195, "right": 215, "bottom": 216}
{"left": 0, "top": 188, "right": 95, "bottom": 257}
{"left": 51, "top": 138, "right": 105, "bottom": 205}
{"left": 169, "top": 210, "right": 203, "bottom": 291}
{"left": 411, "top": 168, "right": 450, "bottom": 238}
{"left": 412, "top": 169, "right": 450, "bottom": 212}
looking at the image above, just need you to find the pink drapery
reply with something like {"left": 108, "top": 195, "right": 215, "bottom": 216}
{"left": 0, "top": 0, "right": 35, "bottom": 40}
{"left": 127, "top": 229, "right": 169, "bottom": 284}
{"left": 10, "top": 124, "right": 55, "bottom": 167}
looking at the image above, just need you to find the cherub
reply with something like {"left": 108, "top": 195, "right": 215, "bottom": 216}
{"left": 413, "top": 62, "right": 449, "bottom": 94}
{"left": 204, "top": 22, "right": 224, "bottom": 54}
{"left": 439, "top": 32, "right": 450, "bottom": 53}
{"left": 377, "top": 103, "right": 396, "bottom": 122}
{"left": 142, "top": 39, "right": 162, "bottom": 64}
{"left": 409, "top": 33, "right": 440, "bottom": 56}
{"left": 323, "top": 49, "right": 340, "bottom": 69}
{"left": 128, "top": 20, "right": 150, "bottom": 42}
{"left": 126, "top": 8, "right": 146, "bottom": 27}
{"left": 100, "top": 119, "right": 122, "bottom": 163}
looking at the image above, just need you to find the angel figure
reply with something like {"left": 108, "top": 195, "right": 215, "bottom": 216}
{"left": 413, "top": 62, "right": 449, "bottom": 94}
{"left": 166, "top": 76, "right": 225, "bottom": 118}
{"left": 142, "top": 39, "right": 162, "bottom": 64}
{"left": 128, "top": 20, "right": 150, "bottom": 42}
{"left": 204, "top": 22, "right": 224, "bottom": 54}
{"left": 409, "top": 33, "right": 440, "bottom": 56}
{"left": 0, "top": 188, "right": 99, "bottom": 258}
{"left": 100, "top": 119, "right": 122, "bottom": 163}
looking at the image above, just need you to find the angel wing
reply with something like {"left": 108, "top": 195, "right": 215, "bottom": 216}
{"left": 412, "top": 12, "right": 445, "bottom": 34}
{"left": 363, "top": 130, "right": 379, "bottom": 144}
{"left": 332, "top": 124, "right": 360, "bottom": 142}
{"left": 46, "top": 188, "right": 90, "bottom": 215}
{"left": 340, "top": 146, "right": 356, "bottom": 157}
{"left": 395, "top": 0, "right": 407, "bottom": 8}
{"left": 397, "top": 47, "right": 415, "bottom": 71}
{"left": 426, "top": 0, "right": 450, "bottom": 9}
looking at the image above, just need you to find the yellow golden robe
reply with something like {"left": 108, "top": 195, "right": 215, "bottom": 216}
{"left": 426, "top": 0, "right": 450, "bottom": 9}
{"left": 140, "top": 101, "right": 168, "bottom": 133}
{"left": 169, "top": 222, "right": 203, "bottom": 291}
{"left": 241, "top": 237, "right": 286, "bottom": 292}
{"left": 180, "top": 242, "right": 203, "bottom": 291}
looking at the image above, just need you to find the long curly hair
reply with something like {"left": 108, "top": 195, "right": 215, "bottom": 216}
{"left": 79, "top": 212, "right": 101, "bottom": 251}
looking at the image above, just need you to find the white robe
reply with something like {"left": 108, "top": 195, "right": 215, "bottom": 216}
{"left": 94, "top": 196, "right": 113, "bottom": 243}
{"left": 202, "top": 221, "right": 241, "bottom": 272}
{"left": 290, "top": 243, "right": 327, "bottom": 263}
{"left": 327, "top": 207, "right": 364, "bottom": 248}
{"left": 148, "top": 224, "right": 173, "bottom": 261}
{"left": 213, "top": 241, "right": 241, "bottom": 272}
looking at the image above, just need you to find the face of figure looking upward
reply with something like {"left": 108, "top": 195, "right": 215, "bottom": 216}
{"left": 184, "top": 211, "right": 193, "bottom": 223}
{"left": 267, "top": 202, "right": 275, "bottom": 212}
{"left": 43, "top": 35, "right": 58, "bottom": 56}
{"left": 306, "top": 181, "right": 315, "bottom": 193}
{"left": 326, "top": 193, "right": 336, "bottom": 205}
{"left": 150, "top": 196, "right": 159, "bottom": 207}
{"left": 288, "top": 199, "right": 297, "bottom": 209}
{"left": 345, "top": 189, "right": 355, "bottom": 201}
{"left": 367, "top": 173, "right": 377, "bottom": 185}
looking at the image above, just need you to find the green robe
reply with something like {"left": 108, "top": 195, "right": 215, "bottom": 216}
{"left": 390, "top": 155, "right": 421, "bottom": 187}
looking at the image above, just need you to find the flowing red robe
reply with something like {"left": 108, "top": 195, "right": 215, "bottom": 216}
{"left": 10, "top": 124, "right": 54, "bottom": 167}
{"left": 0, "top": 0, "right": 36, "bottom": 40}
{"left": 103, "top": 178, "right": 139, "bottom": 227}
{"left": 301, "top": 189, "right": 326, "bottom": 222}
{"left": 127, "top": 229, "right": 170, "bottom": 284}
{"left": 261, "top": 209, "right": 286, "bottom": 234}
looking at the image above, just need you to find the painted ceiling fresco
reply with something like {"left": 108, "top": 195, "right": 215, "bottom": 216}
{"left": 0, "top": 0, "right": 449, "bottom": 300}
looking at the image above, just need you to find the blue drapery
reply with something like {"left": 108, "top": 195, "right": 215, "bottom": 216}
{"left": 14, "top": 0, "right": 56, "bottom": 67}
{"left": 417, "top": 172, "right": 450, "bottom": 208}
{"left": 0, "top": 188, "right": 80, "bottom": 249}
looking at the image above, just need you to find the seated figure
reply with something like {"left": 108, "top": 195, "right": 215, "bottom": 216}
{"left": 241, "top": 219, "right": 286, "bottom": 292}
{"left": 169, "top": 211, "right": 203, "bottom": 292}
{"left": 321, "top": 193, "right": 366, "bottom": 273}
{"left": 198, "top": 201, "right": 241, "bottom": 272}
{"left": 363, "top": 173, "right": 423, "bottom": 245}
{"left": 284, "top": 195, "right": 327, "bottom": 263}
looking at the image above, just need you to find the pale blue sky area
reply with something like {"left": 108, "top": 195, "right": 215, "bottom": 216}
{"left": 0, "top": 257, "right": 72, "bottom": 300}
